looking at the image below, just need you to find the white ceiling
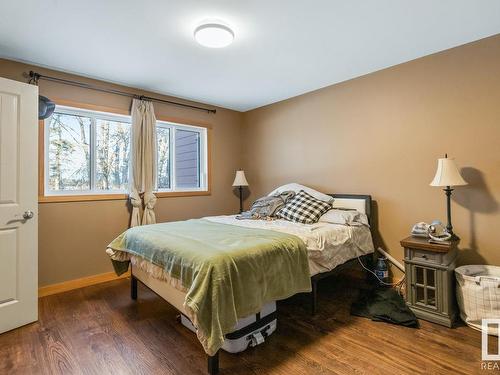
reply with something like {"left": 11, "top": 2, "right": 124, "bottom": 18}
{"left": 1, "top": 1, "right": 499, "bottom": 111}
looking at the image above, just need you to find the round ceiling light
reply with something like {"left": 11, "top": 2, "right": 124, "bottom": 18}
{"left": 194, "top": 23, "right": 234, "bottom": 48}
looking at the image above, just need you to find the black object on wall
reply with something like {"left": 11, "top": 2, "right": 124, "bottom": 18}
{"left": 38, "top": 95, "right": 55, "bottom": 120}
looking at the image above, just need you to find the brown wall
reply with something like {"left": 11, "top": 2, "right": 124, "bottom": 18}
{"left": 242, "top": 35, "right": 500, "bottom": 274}
{"left": 0, "top": 59, "right": 244, "bottom": 286}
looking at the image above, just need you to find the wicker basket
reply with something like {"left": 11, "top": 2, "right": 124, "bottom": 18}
{"left": 455, "top": 265, "right": 500, "bottom": 336}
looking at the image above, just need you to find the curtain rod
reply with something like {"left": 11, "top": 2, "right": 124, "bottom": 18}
{"left": 28, "top": 71, "right": 217, "bottom": 114}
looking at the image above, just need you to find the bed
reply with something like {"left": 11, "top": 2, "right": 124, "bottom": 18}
{"left": 108, "top": 194, "right": 374, "bottom": 374}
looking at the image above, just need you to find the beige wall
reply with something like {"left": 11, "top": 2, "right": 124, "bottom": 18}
{"left": 242, "top": 35, "right": 500, "bottom": 274}
{"left": 0, "top": 59, "right": 244, "bottom": 286}
{"left": 2, "top": 34, "right": 499, "bottom": 286}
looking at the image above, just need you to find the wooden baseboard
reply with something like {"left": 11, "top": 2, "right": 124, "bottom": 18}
{"left": 38, "top": 270, "right": 130, "bottom": 298}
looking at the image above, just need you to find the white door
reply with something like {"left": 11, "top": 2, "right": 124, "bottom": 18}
{"left": 0, "top": 77, "right": 38, "bottom": 333}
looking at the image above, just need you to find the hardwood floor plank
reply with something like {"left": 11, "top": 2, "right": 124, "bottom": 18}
{"left": 38, "top": 325, "right": 79, "bottom": 375}
{"left": 0, "top": 274, "right": 485, "bottom": 375}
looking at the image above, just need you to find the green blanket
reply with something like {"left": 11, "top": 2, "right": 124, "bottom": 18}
{"left": 107, "top": 219, "right": 311, "bottom": 355}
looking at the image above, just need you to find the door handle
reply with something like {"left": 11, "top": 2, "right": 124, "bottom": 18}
{"left": 23, "top": 210, "right": 34, "bottom": 220}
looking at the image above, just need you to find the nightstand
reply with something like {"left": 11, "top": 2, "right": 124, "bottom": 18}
{"left": 401, "top": 236, "right": 459, "bottom": 327}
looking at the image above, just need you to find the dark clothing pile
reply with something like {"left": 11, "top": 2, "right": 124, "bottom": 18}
{"left": 236, "top": 191, "right": 295, "bottom": 220}
{"left": 351, "top": 287, "right": 419, "bottom": 328}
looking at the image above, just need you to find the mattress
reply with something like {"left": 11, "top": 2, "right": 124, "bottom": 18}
{"left": 130, "top": 214, "right": 374, "bottom": 286}
{"left": 205, "top": 215, "right": 374, "bottom": 276}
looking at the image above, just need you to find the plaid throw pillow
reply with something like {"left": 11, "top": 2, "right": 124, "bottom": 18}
{"left": 277, "top": 190, "right": 332, "bottom": 224}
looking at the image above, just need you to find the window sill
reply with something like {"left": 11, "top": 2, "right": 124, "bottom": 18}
{"left": 155, "top": 190, "right": 210, "bottom": 198}
{"left": 38, "top": 190, "right": 211, "bottom": 203}
{"left": 39, "top": 194, "right": 129, "bottom": 203}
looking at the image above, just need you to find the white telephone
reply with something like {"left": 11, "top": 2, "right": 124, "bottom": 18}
{"left": 411, "top": 222, "right": 430, "bottom": 238}
{"left": 411, "top": 221, "right": 451, "bottom": 242}
{"left": 428, "top": 222, "right": 452, "bottom": 242}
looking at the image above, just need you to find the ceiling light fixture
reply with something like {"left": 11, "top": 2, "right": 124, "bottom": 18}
{"left": 194, "top": 22, "right": 234, "bottom": 48}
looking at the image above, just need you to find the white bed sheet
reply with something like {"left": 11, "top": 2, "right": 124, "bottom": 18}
{"left": 204, "top": 215, "right": 374, "bottom": 276}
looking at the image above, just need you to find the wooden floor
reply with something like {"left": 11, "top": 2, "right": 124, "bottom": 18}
{"left": 0, "top": 274, "right": 486, "bottom": 375}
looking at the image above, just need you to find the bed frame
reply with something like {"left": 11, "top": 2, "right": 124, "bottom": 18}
{"left": 130, "top": 193, "right": 374, "bottom": 375}
{"left": 309, "top": 194, "right": 373, "bottom": 314}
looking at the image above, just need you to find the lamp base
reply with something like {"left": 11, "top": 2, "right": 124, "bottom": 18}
{"left": 443, "top": 186, "right": 460, "bottom": 243}
{"left": 238, "top": 186, "right": 243, "bottom": 213}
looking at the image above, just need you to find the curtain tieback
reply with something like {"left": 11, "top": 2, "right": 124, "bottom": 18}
{"left": 143, "top": 191, "right": 157, "bottom": 209}
{"left": 130, "top": 191, "right": 142, "bottom": 208}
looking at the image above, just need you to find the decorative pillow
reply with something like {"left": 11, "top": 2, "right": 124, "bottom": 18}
{"left": 267, "top": 183, "right": 333, "bottom": 203}
{"left": 277, "top": 190, "right": 332, "bottom": 224}
{"left": 318, "top": 209, "right": 370, "bottom": 227}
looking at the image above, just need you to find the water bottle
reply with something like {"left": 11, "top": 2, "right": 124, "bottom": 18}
{"left": 374, "top": 257, "right": 389, "bottom": 286}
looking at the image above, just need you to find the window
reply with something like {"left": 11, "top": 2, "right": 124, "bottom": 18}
{"left": 95, "top": 118, "right": 130, "bottom": 191}
{"left": 45, "top": 106, "right": 131, "bottom": 196}
{"left": 156, "top": 120, "right": 208, "bottom": 192}
{"left": 47, "top": 111, "right": 92, "bottom": 191}
{"left": 43, "top": 105, "right": 208, "bottom": 200}
{"left": 156, "top": 126, "right": 171, "bottom": 190}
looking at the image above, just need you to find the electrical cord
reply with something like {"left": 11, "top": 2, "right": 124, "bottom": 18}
{"left": 357, "top": 256, "right": 406, "bottom": 293}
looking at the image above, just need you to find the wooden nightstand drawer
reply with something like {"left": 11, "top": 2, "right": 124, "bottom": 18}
{"left": 405, "top": 247, "right": 457, "bottom": 266}
{"left": 410, "top": 249, "right": 441, "bottom": 263}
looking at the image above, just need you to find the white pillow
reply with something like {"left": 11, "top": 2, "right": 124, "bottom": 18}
{"left": 268, "top": 183, "right": 333, "bottom": 203}
{"left": 318, "top": 209, "right": 369, "bottom": 227}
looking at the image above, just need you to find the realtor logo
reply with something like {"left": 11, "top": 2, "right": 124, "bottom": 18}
{"left": 482, "top": 319, "right": 500, "bottom": 361}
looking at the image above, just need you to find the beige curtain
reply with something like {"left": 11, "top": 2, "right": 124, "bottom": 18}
{"left": 129, "top": 98, "right": 157, "bottom": 227}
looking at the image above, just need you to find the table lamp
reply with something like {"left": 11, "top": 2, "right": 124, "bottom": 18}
{"left": 429, "top": 154, "right": 467, "bottom": 240}
{"left": 232, "top": 170, "right": 249, "bottom": 213}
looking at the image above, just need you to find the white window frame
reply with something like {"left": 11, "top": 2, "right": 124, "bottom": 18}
{"left": 156, "top": 119, "right": 208, "bottom": 193}
{"left": 44, "top": 105, "right": 208, "bottom": 197}
{"left": 44, "top": 105, "right": 132, "bottom": 196}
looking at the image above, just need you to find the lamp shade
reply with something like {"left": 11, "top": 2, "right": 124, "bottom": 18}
{"left": 430, "top": 157, "right": 467, "bottom": 187}
{"left": 232, "top": 170, "right": 249, "bottom": 187}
